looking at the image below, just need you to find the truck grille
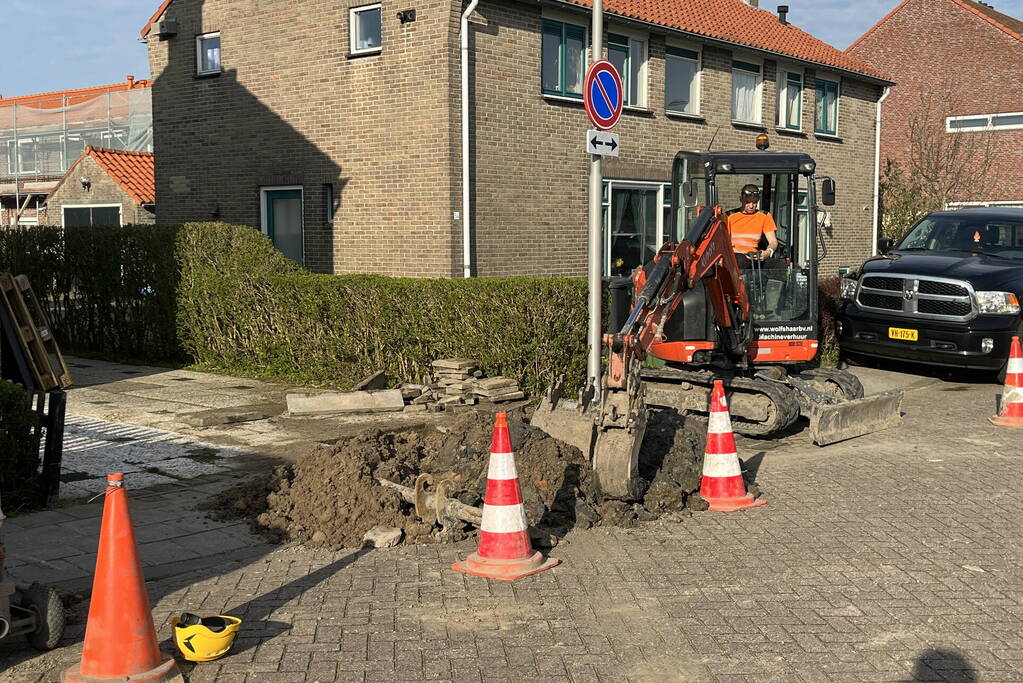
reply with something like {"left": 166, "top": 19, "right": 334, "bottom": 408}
{"left": 856, "top": 274, "right": 976, "bottom": 322}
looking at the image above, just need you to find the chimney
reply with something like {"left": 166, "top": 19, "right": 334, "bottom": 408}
{"left": 126, "top": 75, "right": 135, "bottom": 88}
{"left": 777, "top": 5, "right": 789, "bottom": 24}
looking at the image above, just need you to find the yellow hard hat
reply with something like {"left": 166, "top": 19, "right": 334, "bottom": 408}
{"left": 171, "top": 613, "right": 242, "bottom": 662}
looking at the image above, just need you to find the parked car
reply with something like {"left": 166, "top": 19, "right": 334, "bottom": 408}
{"left": 837, "top": 208, "right": 1023, "bottom": 380}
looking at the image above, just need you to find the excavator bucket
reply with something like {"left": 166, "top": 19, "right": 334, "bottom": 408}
{"left": 803, "top": 389, "right": 904, "bottom": 446}
{"left": 530, "top": 377, "right": 596, "bottom": 457}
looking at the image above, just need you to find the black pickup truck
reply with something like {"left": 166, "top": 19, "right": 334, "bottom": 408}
{"left": 837, "top": 208, "right": 1023, "bottom": 380}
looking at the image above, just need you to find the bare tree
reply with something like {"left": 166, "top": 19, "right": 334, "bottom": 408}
{"left": 880, "top": 88, "right": 995, "bottom": 241}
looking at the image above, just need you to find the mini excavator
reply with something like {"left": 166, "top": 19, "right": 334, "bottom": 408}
{"left": 533, "top": 139, "right": 904, "bottom": 498}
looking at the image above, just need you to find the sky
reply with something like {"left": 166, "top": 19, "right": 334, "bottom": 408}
{"left": 3, "top": 0, "right": 1023, "bottom": 97}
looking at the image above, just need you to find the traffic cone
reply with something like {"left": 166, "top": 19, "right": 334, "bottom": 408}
{"left": 452, "top": 413, "right": 560, "bottom": 580}
{"left": 62, "top": 474, "right": 183, "bottom": 683}
{"left": 700, "top": 381, "right": 766, "bottom": 512}
{"left": 991, "top": 336, "right": 1023, "bottom": 428}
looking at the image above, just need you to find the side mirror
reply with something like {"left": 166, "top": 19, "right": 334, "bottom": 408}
{"left": 821, "top": 178, "right": 836, "bottom": 206}
{"left": 681, "top": 180, "right": 699, "bottom": 208}
{"left": 877, "top": 237, "right": 894, "bottom": 254}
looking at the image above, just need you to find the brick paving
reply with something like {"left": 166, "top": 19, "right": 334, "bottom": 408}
{"left": 3, "top": 375, "right": 1023, "bottom": 681}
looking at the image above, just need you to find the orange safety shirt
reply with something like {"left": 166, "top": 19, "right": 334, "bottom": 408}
{"left": 727, "top": 211, "right": 777, "bottom": 254}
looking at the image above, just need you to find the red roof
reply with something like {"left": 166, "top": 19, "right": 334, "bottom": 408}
{"left": 51, "top": 147, "right": 155, "bottom": 205}
{"left": 0, "top": 77, "right": 149, "bottom": 108}
{"left": 848, "top": 0, "right": 1023, "bottom": 51}
{"left": 558, "top": 0, "right": 891, "bottom": 81}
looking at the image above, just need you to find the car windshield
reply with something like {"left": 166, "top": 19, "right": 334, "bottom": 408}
{"left": 897, "top": 214, "right": 1023, "bottom": 260}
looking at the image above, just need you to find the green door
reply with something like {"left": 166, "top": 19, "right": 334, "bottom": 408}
{"left": 264, "top": 189, "right": 304, "bottom": 264}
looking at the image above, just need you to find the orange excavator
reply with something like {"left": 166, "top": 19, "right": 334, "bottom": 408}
{"left": 533, "top": 142, "right": 904, "bottom": 498}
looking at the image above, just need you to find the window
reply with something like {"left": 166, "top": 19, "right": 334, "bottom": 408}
{"left": 731, "top": 59, "right": 762, "bottom": 124}
{"left": 62, "top": 205, "right": 121, "bottom": 228}
{"left": 196, "top": 32, "right": 221, "bottom": 75}
{"left": 814, "top": 77, "right": 839, "bottom": 135}
{"left": 947, "top": 111, "right": 1023, "bottom": 132}
{"left": 608, "top": 33, "right": 646, "bottom": 107}
{"left": 602, "top": 180, "right": 670, "bottom": 276}
{"left": 777, "top": 70, "right": 802, "bottom": 130}
{"left": 350, "top": 4, "right": 382, "bottom": 55}
{"left": 542, "top": 19, "right": 586, "bottom": 98}
{"left": 664, "top": 45, "right": 700, "bottom": 115}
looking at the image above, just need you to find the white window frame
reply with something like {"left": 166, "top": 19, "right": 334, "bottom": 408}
{"left": 607, "top": 28, "right": 648, "bottom": 109}
{"left": 946, "top": 111, "right": 1023, "bottom": 133}
{"left": 259, "top": 185, "right": 305, "bottom": 264}
{"left": 195, "top": 31, "right": 222, "bottom": 76}
{"left": 350, "top": 4, "right": 383, "bottom": 56}
{"left": 61, "top": 204, "right": 123, "bottom": 228}
{"left": 601, "top": 179, "right": 670, "bottom": 276}
{"left": 731, "top": 55, "right": 763, "bottom": 125}
{"left": 814, "top": 72, "right": 841, "bottom": 137}
{"left": 664, "top": 40, "right": 701, "bottom": 116}
{"left": 776, "top": 65, "right": 803, "bottom": 131}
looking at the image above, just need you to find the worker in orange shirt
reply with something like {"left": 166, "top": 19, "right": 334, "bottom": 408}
{"left": 727, "top": 184, "right": 778, "bottom": 261}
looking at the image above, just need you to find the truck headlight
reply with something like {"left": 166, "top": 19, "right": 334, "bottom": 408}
{"left": 974, "top": 291, "right": 1020, "bottom": 315}
{"left": 840, "top": 278, "right": 858, "bottom": 300}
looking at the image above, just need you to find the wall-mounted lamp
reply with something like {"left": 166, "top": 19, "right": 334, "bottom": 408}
{"left": 80, "top": 177, "right": 91, "bottom": 190}
{"left": 397, "top": 9, "right": 416, "bottom": 23}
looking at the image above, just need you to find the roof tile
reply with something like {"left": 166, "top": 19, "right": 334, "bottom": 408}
{"left": 559, "top": 0, "right": 890, "bottom": 81}
{"left": 85, "top": 147, "right": 155, "bottom": 205}
{"left": 0, "top": 78, "right": 149, "bottom": 107}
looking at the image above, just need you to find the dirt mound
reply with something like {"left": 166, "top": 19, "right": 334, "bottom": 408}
{"left": 211, "top": 407, "right": 712, "bottom": 549}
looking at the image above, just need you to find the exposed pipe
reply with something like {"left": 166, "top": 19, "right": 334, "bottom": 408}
{"left": 872, "top": 86, "right": 891, "bottom": 255}
{"left": 460, "top": 0, "right": 480, "bottom": 278}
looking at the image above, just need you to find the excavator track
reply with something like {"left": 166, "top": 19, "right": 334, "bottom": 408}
{"left": 640, "top": 366, "right": 801, "bottom": 436}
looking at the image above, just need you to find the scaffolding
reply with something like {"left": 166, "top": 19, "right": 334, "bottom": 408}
{"left": 0, "top": 88, "right": 152, "bottom": 181}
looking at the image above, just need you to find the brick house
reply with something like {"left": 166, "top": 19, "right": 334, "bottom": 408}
{"left": 143, "top": 0, "right": 891, "bottom": 277}
{"left": 0, "top": 78, "right": 152, "bottom": 227}
{"left": 848, "top": 0, "right": 1023, "bottom": 208}
{"left": 46, "top": 147, "right": 155, "bottom": 227}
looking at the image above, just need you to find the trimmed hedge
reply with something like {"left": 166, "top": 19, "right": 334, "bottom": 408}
{"left": 0, "top": 380, "right": 40, "bottom": 513}
{"left": 1, "top": 223, "right": 588, "bottom": 396}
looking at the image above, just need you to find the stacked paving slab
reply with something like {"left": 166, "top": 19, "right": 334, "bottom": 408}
{"left": 400, "top": 358, "right": 524, "bottom": 413}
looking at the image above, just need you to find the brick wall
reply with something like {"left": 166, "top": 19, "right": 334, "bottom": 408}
{"left": 45, "top": 157, "right": 154, "bottom": 225}
{"left": 848, "top": 0, "right": 1023, "bottom": 203}
{"left": 469, "top": 1, "right": 883, "bottom": 277}
{"left": 147, "top": 0, "right": 462, "bottom": 276}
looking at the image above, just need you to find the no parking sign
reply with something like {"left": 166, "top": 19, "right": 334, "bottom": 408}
{"left": 583, "top": 60, "right": 623, "bottom": 130}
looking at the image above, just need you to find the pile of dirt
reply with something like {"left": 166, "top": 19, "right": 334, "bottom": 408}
{"left": 210, "top": 407, "right": 712, "bottom": 549}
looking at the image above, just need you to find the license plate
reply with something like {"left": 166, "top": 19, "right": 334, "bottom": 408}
{"left": 888, "top": 327, "right": 918, "bottom": 341}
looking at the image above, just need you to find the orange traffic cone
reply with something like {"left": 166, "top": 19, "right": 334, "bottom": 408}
{"left": 62, "top": 474, "right": 183, "bottom": 683}
{"left": 700, "top": 381, "right": 766, "bottom": 512}
{"left": 452, "top": 413, "right": 559, "bottom": 580}
{"left": 991, "top": 336, "right": 1023, "bottom": 428}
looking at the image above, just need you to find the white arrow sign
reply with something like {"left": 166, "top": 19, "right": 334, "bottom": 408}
{"left": 586, "top": 129, "right": 620, "bottom": 157}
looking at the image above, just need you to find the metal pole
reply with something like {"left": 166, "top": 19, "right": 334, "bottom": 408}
{"left": 587, "top": 0, "right": 603, "bottom": 400}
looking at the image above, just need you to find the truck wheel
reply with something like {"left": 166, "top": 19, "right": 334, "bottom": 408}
{"left": 23, "top": 583, "right": 64, "bottom": 650}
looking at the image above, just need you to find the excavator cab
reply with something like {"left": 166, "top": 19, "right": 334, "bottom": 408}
{"left": 658, "top": 149, "right": 824, "bottom": 365}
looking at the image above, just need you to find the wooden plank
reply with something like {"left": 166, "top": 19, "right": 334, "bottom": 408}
{"left": 0, "top": 273, "right": 46, "bottom": 389}
{"left": 13, "top": 275, "right": 71, "bottom": 389}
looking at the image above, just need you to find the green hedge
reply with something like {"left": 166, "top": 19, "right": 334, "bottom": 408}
{"left": 0, "top": 223, "right": 588, "bottom": 395}
{"left": 175, "top": 223, "right": 588, "bottom": 393}
{"left": 0, "top": 380, "right": 40, "bottom": 513}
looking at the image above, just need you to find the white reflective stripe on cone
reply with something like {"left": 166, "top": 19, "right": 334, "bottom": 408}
{"left": 480, "top": 503, "right": 529, "bottom": 533}
{"left": 1007, "top": 356, "right": 1023, "bottom": 374}
{"left": 708, "top": 410, "right": 732, "bottom": 434}
{"left": 1003, "top": 386, "right": 1023, "bottom": 405}
{"left": 703, "top": 451, "right": 742, "bottom": 478}
{"left": 487, "top": 452, "right": 519, "bottom": 480}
